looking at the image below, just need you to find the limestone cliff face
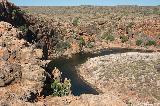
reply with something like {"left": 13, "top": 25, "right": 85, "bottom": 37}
{"left": 0, "top": 0, "right": 61, "bottom": 59}
{"left": 0, "top": 21, "right": 46, "bottom": 103}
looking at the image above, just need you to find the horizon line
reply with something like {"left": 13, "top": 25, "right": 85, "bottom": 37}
{"left": 9, "top": 0, "right": 160, "bottom": 7}
{"left": 17, "top": 4, "right": 160, "bottom": 7}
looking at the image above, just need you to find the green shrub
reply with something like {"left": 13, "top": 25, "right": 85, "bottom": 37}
{"left": 106, "top": 35, "right": 115, "bottom": 41}
{"left": 18, "top": 25, "right": 28, "bottom": 33}
{"left": 11, "top": 9, "right": 17, "bottom": 15}
{"left": 12, "top": 9, "right": 26, "bottom": 16}
{"left": 120, "top": 35, "right": 128, "bottom": 43}
{"left": 101, "top": 33, "right": 115, "bottom": 41}
{"left": 136, "top": 39, "right": 143, "bottom": 46}
{"left": 79, "top": 37, "right": 85, "bottom": 47}
{"left": 72, "top": 18, "right": 79, "bottom": 26}
{"left": 49, "top": 67, "right": 71, "bottom": 97}
{"left": 51, "top": 79, "right": 71, "bottom": 97}
{"left": 0, "top": 12, "right": 4, "bottom": 16}
{"left": 145, "top": 40, "right": 157, "bottom": 46}
{"left": 56, "top": 41, "right": 71, "bottom": 50}
{"left": 19, "top": 10, "right": 26, "bottom": 14}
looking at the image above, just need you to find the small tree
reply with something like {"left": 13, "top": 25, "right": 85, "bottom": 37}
{"left": 51, "top": 78, "right": 71, "bottom": 97}
{"left": 50, "top": 67, "right": 71, "bottom": 97}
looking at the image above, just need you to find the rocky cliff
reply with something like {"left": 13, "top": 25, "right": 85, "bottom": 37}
{"left": 0, "top": 21, "right": 47, "bottom": 104}
{"left": 0, "top": 0, "right": 62, "bottom": 59}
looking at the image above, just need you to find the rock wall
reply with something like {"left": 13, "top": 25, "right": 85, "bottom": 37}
{"left": 0, "top": 21, "right": 46, "bottom": 104}
{"left": 0, "top": 0, "right": 62, "bottom": 59}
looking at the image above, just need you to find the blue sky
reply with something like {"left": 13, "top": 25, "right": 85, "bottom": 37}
{"left": 10, "top": 0, "right": 160, "bottom": 6}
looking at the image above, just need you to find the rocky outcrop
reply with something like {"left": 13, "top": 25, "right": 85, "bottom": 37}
{"left": 78, "top": 52, "right": 160, "bottom": 105}
{"left": 0, "top": 0, "right": 62, "bottom": 59}
{"left": 0, "top": 0, "right": 27, "bottom": 26}
{"left": 0, "top": 21, "right": 46, "bottom": 104}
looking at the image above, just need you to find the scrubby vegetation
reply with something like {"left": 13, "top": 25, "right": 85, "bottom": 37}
{"left": 56, "top": 41, "right": 71, "bottom": 51}
{"left": 11, "top": 9, "right": 25, "bottom": 16}
{"left": 50, "top": 78, "right": 71, "bottom": 97}
{"left": 120, "top": 35, "right": 128, "bottom": 43}
{"left": 44, "top": 67, "right": 71, "bottom": 97}
{"left": 18, "top": 24, "right": 28, "bottom": 33}
{"left": 86, "top": 42, "right": 94, "bottom": 48}
{"left": 19, "top": 6, "right": 160, "bottom": 56}
{"left": 145, "top": 40, "right": 157, "bottom": 46}
{"left": 72, "top": 17, "right": 79, "bottom": 26}
{"left": 136, "top": 39, "right": 143, "bottom": 46}
{"left": 79, "top": 37, "right": 85, "bottom": 47}
{"left": 102, "top": 33, "right": 115, "bottom": 42}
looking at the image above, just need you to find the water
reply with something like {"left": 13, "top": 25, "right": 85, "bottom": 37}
{"left": 45, "top": 48, "right": 154, "bottom": 96}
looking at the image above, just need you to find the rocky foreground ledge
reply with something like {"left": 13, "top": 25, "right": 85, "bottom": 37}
{"left": 78, "top": 52, "right": 160, "bottom": 105}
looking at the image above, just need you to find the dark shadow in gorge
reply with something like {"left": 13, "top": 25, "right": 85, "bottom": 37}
{"left": 43, "top": 48, "right": 154, "bottom": 96}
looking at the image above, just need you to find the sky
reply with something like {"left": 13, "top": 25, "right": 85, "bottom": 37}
{"left": 9, "top": 0, "right": 160, "bottom": 6}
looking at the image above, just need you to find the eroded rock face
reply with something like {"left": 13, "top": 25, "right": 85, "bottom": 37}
{"left": 0, "top": 0, "right": 62, "bottom": 59}
{"left": 79, "top": 52, "right": 160, "bottom": 105}
{"left": 0, "top": 21, "right": 46, "bottom": 103}
{"left": 0, "top": 0, "right": 27, "bottom": 26}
